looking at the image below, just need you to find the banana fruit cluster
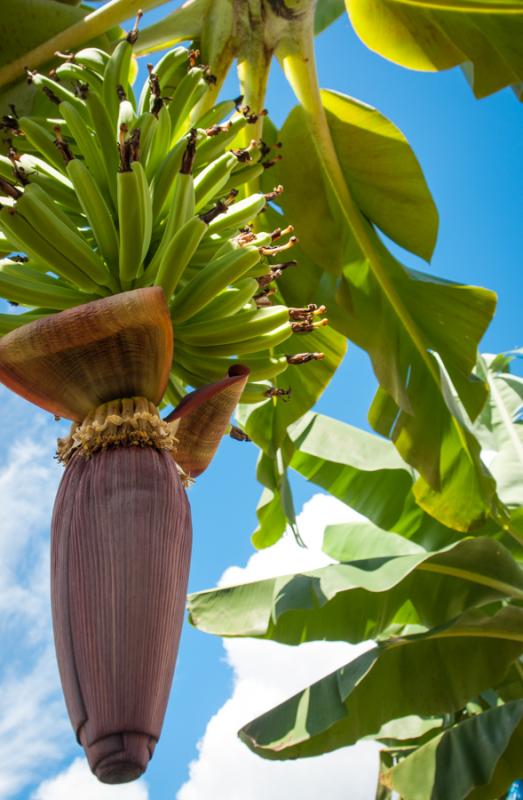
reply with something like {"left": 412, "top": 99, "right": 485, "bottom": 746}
{"left": 0, "top": 21, "right": 327, "bottom": 405}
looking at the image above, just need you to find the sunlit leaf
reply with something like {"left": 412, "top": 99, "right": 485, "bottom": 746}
{"left": 238, "top": 606, "right": 523, "bottom": 759}
{"left": 188, "top": 536, "right": 523, "bottom": 642}
{"left": 346, "top": 0, "right": 523, "bottom": 99}
{"left": 271, "top": 96, "right": 498, "bottom": 530}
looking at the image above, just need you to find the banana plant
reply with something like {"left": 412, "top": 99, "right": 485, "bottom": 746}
{"left": 0, "top": 29, "right": 338, "bottom": 782}
{"left": 188, "top": 352, "right": 523, "bottom": 799}
{"left": 1, "top": 0, "right": 521, "bottom": 543}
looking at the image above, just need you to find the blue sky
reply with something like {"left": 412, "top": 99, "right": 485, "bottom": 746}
{"left": 1, "top": 2, "right": 522, "bottom": 798}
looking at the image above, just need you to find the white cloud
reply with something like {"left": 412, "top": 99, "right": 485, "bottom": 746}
{"left": 0, "top": 413, "right": 73, "bottom": 798}
{"left": 178, "top": 494, "right": 380, "bottom": 800}
{"left": 31, "top": 759, "right": 149, "bottom": 800}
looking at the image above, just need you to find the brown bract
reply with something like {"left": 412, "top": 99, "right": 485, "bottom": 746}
{"left": 0, "top": 288, "right": 173, "bottom": 421}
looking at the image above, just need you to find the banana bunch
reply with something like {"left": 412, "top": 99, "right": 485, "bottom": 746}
{"left": 0, "top": 17, "right": 327, "bottom": 406}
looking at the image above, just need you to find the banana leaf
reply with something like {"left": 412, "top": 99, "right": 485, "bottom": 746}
{"left": 383, "top": 700, "right": 523, "bottom": 800}
{"left": 188, "top": 536, "right": 523, "bottom": 642}
{"left": 268, "top": 91, "right": 498, "bottom": 531}
{"left": 237, "top": 606, "right": 523, "bottom": 759}
{"left": 344, "top": 0, "right": 523, "bottom": 99}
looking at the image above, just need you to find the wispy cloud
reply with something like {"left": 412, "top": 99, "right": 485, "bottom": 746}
{"left": 0, "top": 411, "right": 73, "bottom": 798}
{"left": 178, "top": 494, "right": 379, "bottom": 800}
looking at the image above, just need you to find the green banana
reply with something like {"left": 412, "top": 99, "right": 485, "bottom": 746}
{"left": 66, "top": 158, "right": 119, "bottom": 275}
{"left": 18, "top": 118, "right": 66, "bottom": 173}
{"left": 150, "top": 137, "right": 188, "bottom": 218}
{"left": 0, "top": 206, "right": 101, "bottom": 293}
{"left": 145, "top": 105, "right": 172, "bottom": 181}
{"left": 117, "top": 167, "right": 144, "bottom": 289}
{"left": 187, "top": 277, "right": 258, "bottom": 322}
{"left": 178, "top": 321, "right": 294, "bottom": 356}
{"left": 16, "top": 185, "right": 116, "bottom": 291}
{"left": 59, "top": 101, "right": 107, "bottom": 193}
{"left": 18, "top": 153, "right": 81, "bottom": 212}
{"left": 194, "top": 115, "right": 247, "bottom": 166}
{"left": 154, "top": 216, "right": 207, "bottom": 298}
{"left": 103, "top": 37, "right": 134, "bottom": 124}
{"left": 83, "top": 91, "right": 118, "bottom": 208}
{"left": 0, "top": 308, "right": 54, "bottom": 335}
{"left": 176, "top": 304, "right": 289, "bottom": 346}
{"left": 168, "top": 67, "right": 209, "bottom": 143}
{"left": 171, "top": 246, "right": 262, "bottom": 324}
{"left": 207, "top": 192, "right": 267, "bottom": 234}
{"left": 29, "top": 72, "right": 88, "bottom": 119}
{"left": 138, "top": 47, "right": 189, "bottom": 114}
{"left": 0, "top": 259, "right": 98, "bottom": 309}
{"left": 193, "top": 151, "right": 238, "bottom": 211}
{"left": 75, "top": 47, "right": 110, "bottom": 74}
{"left": 132, "top": 161, "right": 153, "bottom": 267}
{"left": 195, "top": 98, "right": 239, "bottom": 128}
{"left": 54, "top": 63, "right": 104, "bottom": 95}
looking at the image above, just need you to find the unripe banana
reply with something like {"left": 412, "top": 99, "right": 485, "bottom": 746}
{"left": 103, "top": 38, "right": 134, "bottom": 124}
{"left": 193, "top": 151, "right": 237, "bottom": 211}
{"left": 138, "top": 47, "right": 189, "bottom": 114}
{"left": 176, "top": 304, "right": 289, "bottom": 346}
{"left": 171, "top": 246, "right": 262, "bottom": 324}
{"left": 16, "top": 185, "right": 116, "bottom": 291}
{"left": 194, "top": 116, "right": 247, "bottom": 166}
{"left": 59, "top": 102, "right": 108, "bottom": 194}
{"left": 53, "top": 63, "right": 104, "bottom": 94}
{"left": 150, "top": 137, "right": 188, "bottom": 218}
{"left": 84, "top": 90, "right": 119, "bottom": 207}
{"left": 29, "top": 72, "right": 88, "bottom": 119}
{"left": 187, "top": 277, "right": 258, "bottom": 322}
{"left": 220, "top": 163, "right": 265, "bottom": 197}
{"left": 178, "top": 321, "right": 293, "bottom": 356}
{"left": 144, "top": 105, "right": 172, "bottom": 181}
{"left": 117, "top": 166, "right": 145, "bottom": 289}
{"left": 195, "top": 98, "right": 239, "bottom": 128}
{"left": 168, "top": 68, "right": 209, "bottom": 143}
{"left": 18, "top": 117, "right": 66, "bottom": 173}
{"left": 18, "top": 154, "right": 81, "bottom": 213}
{"left": 66, "top": 159, "right": 119, "bottom": 275}
{"left": 207, "top": 193, "right": 267, "bottom": 234}
{"left": 154, "top": 216, "right": 207, "bottom": 298}
{"left": 0, "top": 308, "right": 54, "bottom": 335}
{"left": 75, "top": 47, "right": 110, "bottom": 74}
{"left": 0, "top": 259, "right": 98, "bottom": 309}
{"left": 132, "top": 161, "right": 153, "bottom": 268}
{"left": 0, "top": 207, "right": 101, "bottom": 293}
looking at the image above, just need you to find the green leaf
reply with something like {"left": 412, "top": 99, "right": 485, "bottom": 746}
{"left": 0, "top": 0, "right": 86, "bottom": 70}
{"left": 345, "top": 0, "right": 523, "bottom": 99}
{"left": 188, "top": 537, "right": 523, "bottom": 643}
{"left": 475, "top": 354, "right": 523, "bottom": 515}
{"left": 384, "top": 701, "right": 523, "bottom": 800}
{"left": 288, "top": 411, "right": 471, "bottom": 550}
{"left": 314, "top": 0, "right": 345, "bottom": 34}
{"left": 272, "top": 92, "right": 438, "bottom": 264}
{"left": 236, "top": 325, "right": 346, "bottom": 548}
{"left": 271, "top": 95, "right": 498, "bottom": 530}
{"left": 237, "top": 606, "right": 523, "bottom": 759}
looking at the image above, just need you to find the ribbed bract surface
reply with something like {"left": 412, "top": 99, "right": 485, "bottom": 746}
{"left": 51, "top": 447, "right": 192, "bottom": 784}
